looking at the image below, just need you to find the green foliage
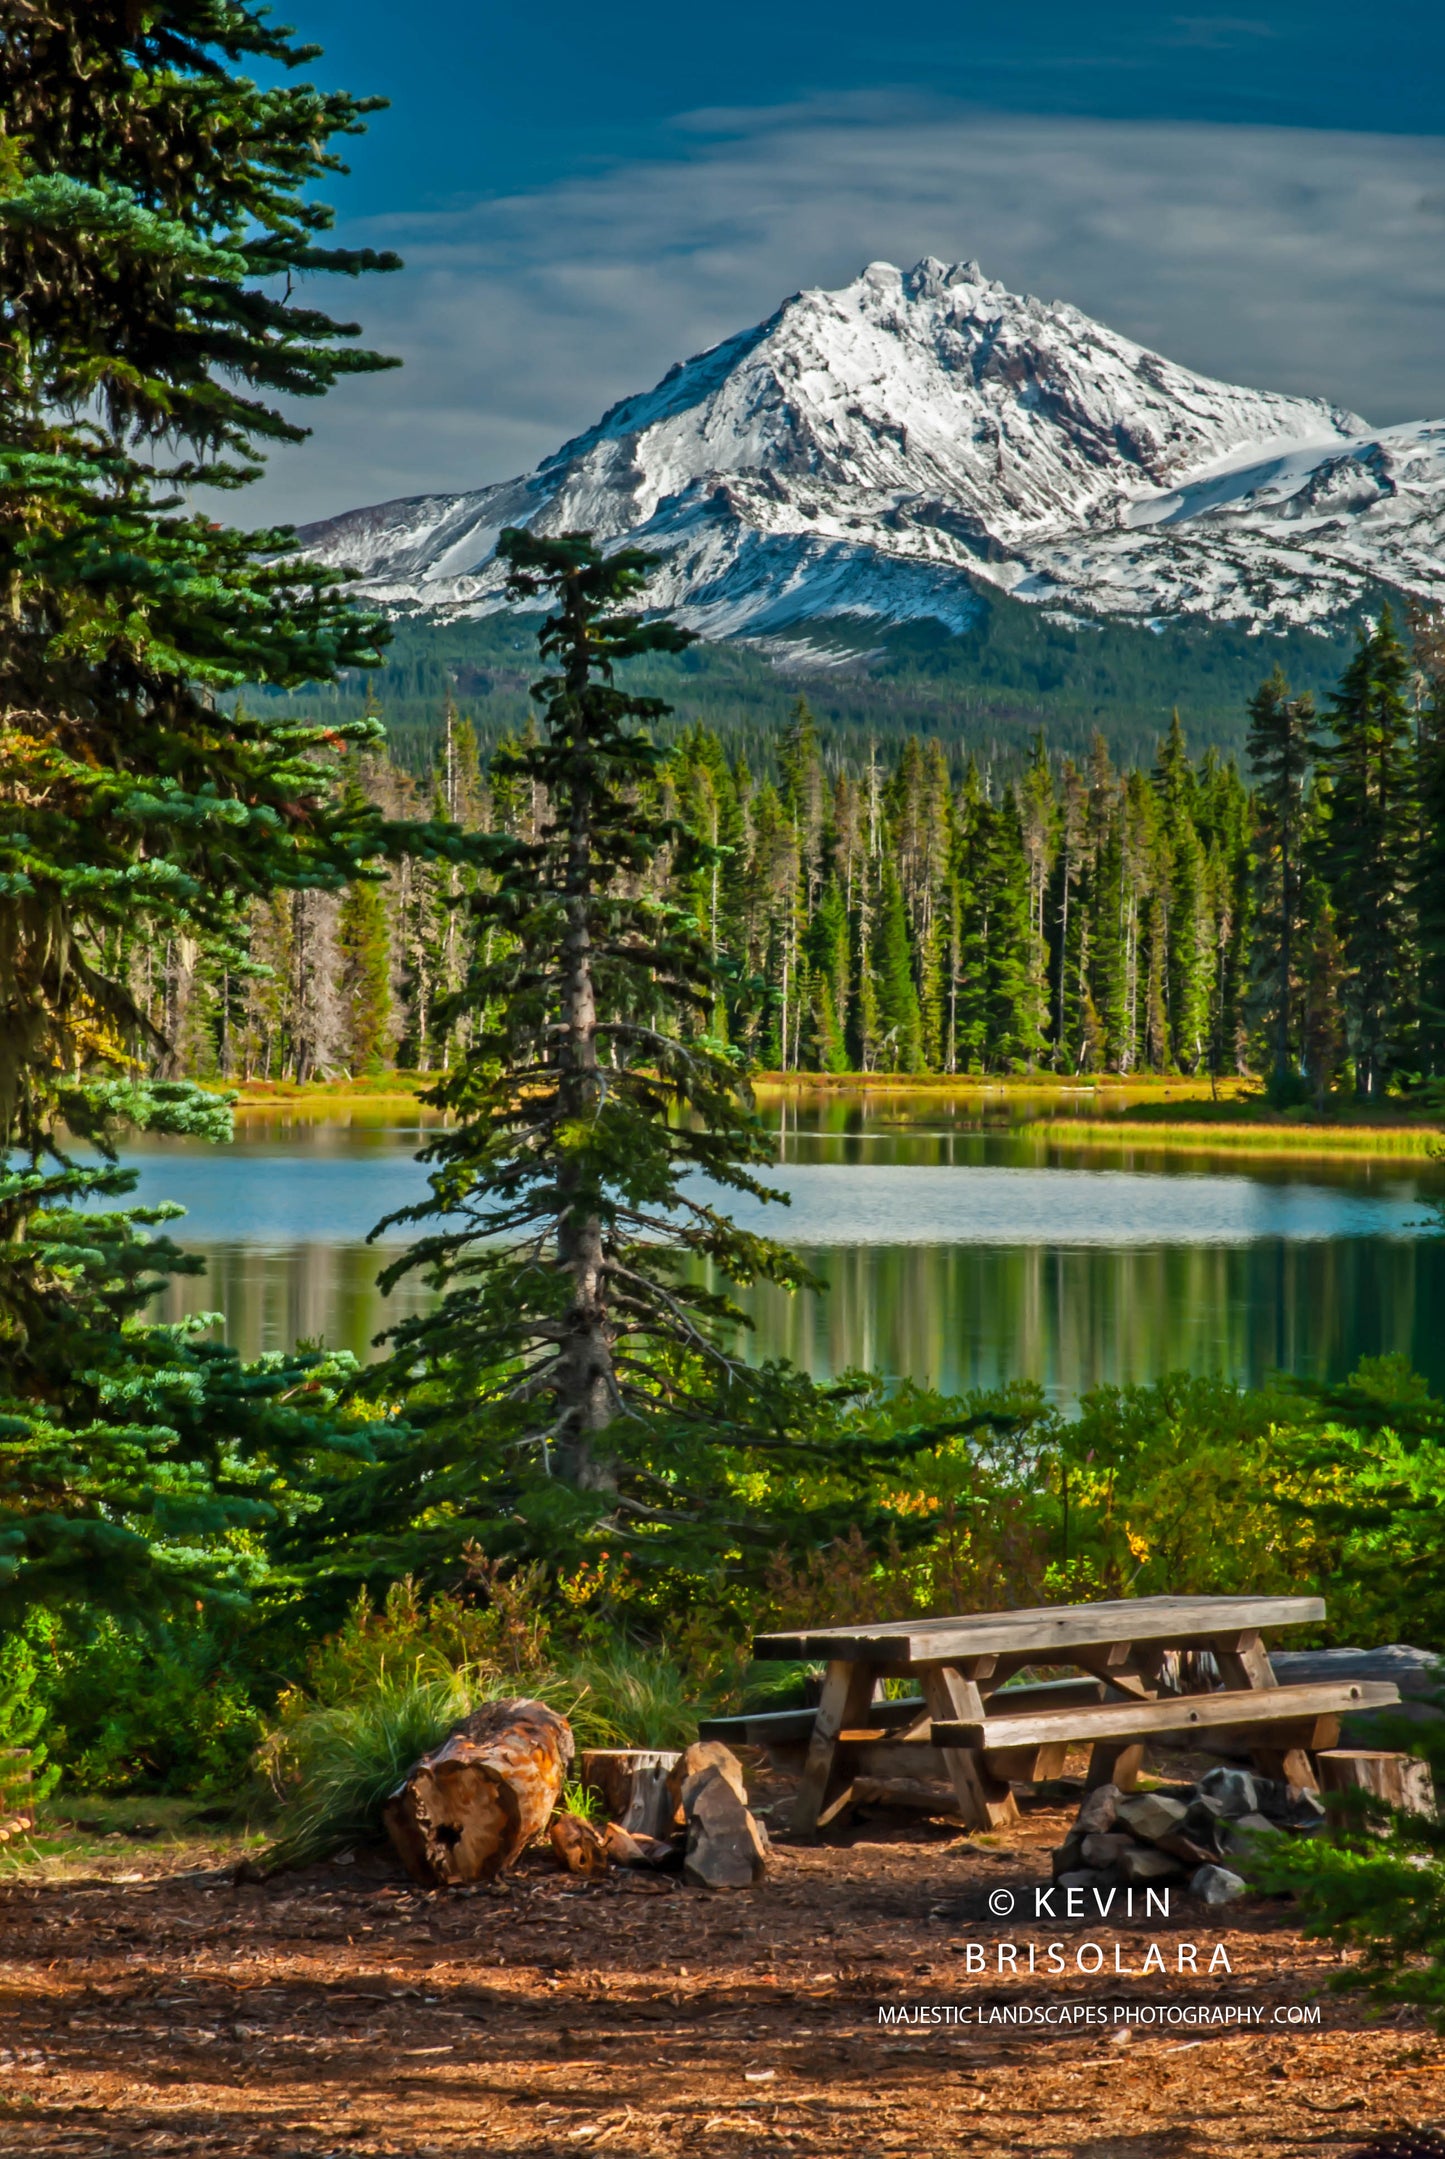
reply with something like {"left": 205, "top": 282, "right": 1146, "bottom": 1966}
{"left": 1246, "top": 668, "right": 1316, "bottom": 1081}
{"left": 260, "top": 1666, "right": 477, "bottom": 1871}
{"left": 0, "top": 2, "right": 438, "bottom": 1629}
{"left": 0, "top": 1134, "right": 393, "bottom": 1622}
{"left": 284, "top": 534, "right": 956, "bottom": 1595}
{"left": 256, "top": 593, "right": 1369, "bottom": 777}
{"left": 0, "top": 1634, "right": 58, "bottom": 1816}
{"left": 1250, "top": 1700, "right": 1445, "bottom": 2023}
{"left": 32, "top": 1611, "right": 262, "bottom": 1796}
{"left": 1314, "top": 610, "right": 1419, "bottom": 1098}
{"left": 0, "top": 1, "right": 400, "bottom": 480}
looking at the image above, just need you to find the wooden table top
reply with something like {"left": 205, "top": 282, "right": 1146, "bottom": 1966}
{"left": 752, "top": 1593, "right": 1326, "bottom": 1666}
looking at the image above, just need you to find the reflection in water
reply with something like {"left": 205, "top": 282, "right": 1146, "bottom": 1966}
{"left": 134, "top": 1094, "right": 1445, "bottom": 1402}
{"left": 722, "top": 1237, "right": 1442, "bottom": 1400}
{"left": 161, "top": 1242, "right": 433, "bottom": 1363}
{"left": 155, "top": 1230, "right": 1445, "bottom": 1405}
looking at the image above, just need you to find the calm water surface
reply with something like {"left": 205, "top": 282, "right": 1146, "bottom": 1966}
{"left": 123, "top": 1091, "right": 1445, "bottom": 1403}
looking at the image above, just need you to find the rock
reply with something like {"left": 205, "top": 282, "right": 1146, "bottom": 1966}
{"left": 550, "top": 1814, "right": 609, "bottom": 1876}
{"left": 1115, "top": 1792, "right": 1189, "bottom": 1845}
{"left": 1119, "top": 1844, "right": 1184, "bottom": 1885}
{"left": 1272, "top": 1644, "right": 1442, "bottom": 1700}
{"left": 1075, "top": 1785, "right": 1120, "bottom": 1834}
{"left": 1156, "top": 1831, "right": 1219, "bottom": 1867}
{"left": 1182, "top": 1794, "right": 1226, "bottom": 1836}
{"left": 1051, "top": 1833, "right": 1087, "bottom": 1879}
{"left": 1242, "top": 1774, "right": 1329, "bottom": 1826}
{"left": 1276, "top": 1647, "right": 1443, "bottom": 1744}
{"left": 668, "top": 1741, "right": 749, "bottom": 1819}
{"left": 1220, "top": 1810, "right": 1282, "bottom": 1853}
{"left": 1196, "top": 1766, "right": 1260, "bottom": 1819}
{"left": 1081, "top": 1831, "right": 1136, "bottom": 1869}
{"left": 1055, "top": 1867, "right": 1116, "bottom": 1894}
{"left": 681, "top": 1766, "right": 768, "bottom": 1890}
{"left": 1049, "top": 1830, "right": 1079, "bottom": 1882}
{"left": 1190, "top": 1863, "right": 1247, "bottom": 1907}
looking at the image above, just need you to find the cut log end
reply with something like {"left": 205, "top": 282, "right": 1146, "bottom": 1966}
{"left": 383, "top": 1698, "right": 575, "bottom": 1887}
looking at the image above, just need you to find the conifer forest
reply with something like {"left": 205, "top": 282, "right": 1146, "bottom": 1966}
{"left": 180, "top": 606, "right": 1444, "bottom": 1101}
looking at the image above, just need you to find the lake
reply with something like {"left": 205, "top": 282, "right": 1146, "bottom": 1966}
{"left": 121, "top": 1090, "right": 1445, "bottom": 1404}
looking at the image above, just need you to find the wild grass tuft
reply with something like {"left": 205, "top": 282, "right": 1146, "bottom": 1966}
{"left": 258, "top": 1663, "right": 479, "bottom": 1873}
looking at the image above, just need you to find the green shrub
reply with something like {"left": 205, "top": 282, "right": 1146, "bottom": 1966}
{"left": 0, "top": 1637, "right": 58, "bottom": 1823}
{"left": 259, "top": 1666, "right": 479, "bottom": 1871}
{"left": 30, "top": 1612, "right": 264, "bottom": 1796}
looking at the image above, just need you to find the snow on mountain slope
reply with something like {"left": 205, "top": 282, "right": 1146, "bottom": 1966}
{"left": 300, "top": 259, "right": 1445, "bottom": 635}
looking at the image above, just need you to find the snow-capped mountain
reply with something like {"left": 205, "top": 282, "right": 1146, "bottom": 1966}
{"left": 300, "top": 259, "right": 1445, "bottom": 636}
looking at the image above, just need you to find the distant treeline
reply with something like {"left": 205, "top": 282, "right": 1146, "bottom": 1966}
{"left": 253, "top": 589, "right": 1368, "bottom": 778}
{"left": 161, "top": 605, "right": 1443, "bottom": 1096}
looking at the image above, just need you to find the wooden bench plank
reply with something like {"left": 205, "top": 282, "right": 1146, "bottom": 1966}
{"left": 932, "top": 1678, "right": 1400, "bottom": 1751}
{"left": 696, "top": 1677, "right": 1111, "bottom": 1749}
{"left": 753, "top": 1594, "right": 1326, "bottom": 1665}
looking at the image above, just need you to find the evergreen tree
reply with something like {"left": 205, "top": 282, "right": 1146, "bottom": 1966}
{"left": 1413, "top": 610, "right": 1445, "bottom": 1079}
{"left": 1315, "top": 611, "right": 1418, "bottom": 1097}
{"left": 874, "top": 862, "right": 924, "bottom": 1073}
{"left": 337, "top": 865, "right": 395, "bottom": 1077}
{"left": 1246, "top": 669, "right": 1316, "bottom": 1086}
{"left": 305, "top": 534, "right": 931, "bottom": 1586}
{"left": 805, "top": 878, "right": 852, "bottom": 1074}
{"left": 0, "top": 3, "right": 411, "bottom": 1618}
{"left": 1300, "top": 882, "right": 1348, "bottom": 1104}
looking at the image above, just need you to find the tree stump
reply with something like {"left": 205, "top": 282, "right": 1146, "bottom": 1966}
{"left": 579, "top": 1748, "right": 681, "bottom": 1838}
{"left": 383, "top": 1699, "right": 574, "bottom": 1886}
{"left": 1317, "top": 1749, "right": 1436, "bottom": 1818}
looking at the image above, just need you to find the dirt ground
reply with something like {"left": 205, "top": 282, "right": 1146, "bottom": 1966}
{"left": 2, "top": 1783, "right": 1440, "bottom": 2159}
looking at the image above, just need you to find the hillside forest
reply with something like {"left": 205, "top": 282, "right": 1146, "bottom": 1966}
{"left": 180, "top": 608, "right": 1444, "bottom": 1099}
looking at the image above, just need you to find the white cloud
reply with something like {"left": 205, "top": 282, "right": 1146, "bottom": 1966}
{"left": 242, "top": 99, "right": 1445, "bottom": 527}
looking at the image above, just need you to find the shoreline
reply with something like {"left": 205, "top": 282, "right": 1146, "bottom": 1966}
{"left": 213, "top": 1072, "right": 1444, "bottom": 1157}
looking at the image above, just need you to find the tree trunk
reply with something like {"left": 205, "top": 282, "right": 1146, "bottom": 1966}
{"left": 552, "top": 607, "right": 621, "bottom": 1489}
{"left": 382, "top": 1699, "right": 574, "bottom": 1886}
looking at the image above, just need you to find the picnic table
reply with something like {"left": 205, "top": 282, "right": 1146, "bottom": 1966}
{"left": 723, "top": 1595, "right": 1401, "bottom": 1835}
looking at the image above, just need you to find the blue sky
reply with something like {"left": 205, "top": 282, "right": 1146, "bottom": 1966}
{"left": 253, "top": 1, "right": 1445, "bottom": 524}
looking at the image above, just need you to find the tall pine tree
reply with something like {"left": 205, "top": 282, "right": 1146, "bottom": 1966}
{"left": 1246, "top": 668, "right": 1315, "bottom": 1088}
{"left": 301, "top": 535, "right": 934, "bottom": 1589}
{"left": 1315, "top": 612, "right": 1418, "bottom": 1098}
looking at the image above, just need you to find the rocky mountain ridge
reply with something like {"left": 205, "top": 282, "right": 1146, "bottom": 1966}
{"left": 300, "top": 258, "right": 1445, "bottom": 637}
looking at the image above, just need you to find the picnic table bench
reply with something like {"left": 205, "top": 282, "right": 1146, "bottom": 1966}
{"left": 717, "top": 1595, "right": 1400, "bottom": 1835}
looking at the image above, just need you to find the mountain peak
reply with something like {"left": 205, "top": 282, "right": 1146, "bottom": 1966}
{"left": 299, "top": 264, "right": 1443, "bottom": 638}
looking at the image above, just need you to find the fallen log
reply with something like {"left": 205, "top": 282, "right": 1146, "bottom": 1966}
{"left": 383, "top": 1699, "right": 573, "bottom": 1886}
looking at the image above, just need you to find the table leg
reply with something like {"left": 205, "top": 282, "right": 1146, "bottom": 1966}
{"left": 922, "top": 1667, "right": 1019, "bottom": 1833}
{"left": 1086, "top": 1741, "right": 1144, "bottom": 1793}
{"left": 792, "top": 1660, "right": 876, "bottom": 1837}
{"left": 1214, "top": 1631, "right": 1317, "bottom": 1792}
